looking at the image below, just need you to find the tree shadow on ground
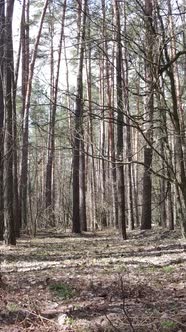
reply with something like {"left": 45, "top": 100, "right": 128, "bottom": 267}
{"left": 0, "top": 228, "right": 185, "bottom": 332}
{"left": 1, "top": 236, "right": 185, "bottom": 268}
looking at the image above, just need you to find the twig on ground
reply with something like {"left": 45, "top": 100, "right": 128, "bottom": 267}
{"left": 105, "top": 313, "right": 121, "bottom": 332}
{"left": 23, "top": 309, "right": 59, "bottom": 326}
{"left": 119, "top": 275, "right": 135, "bottom": 332}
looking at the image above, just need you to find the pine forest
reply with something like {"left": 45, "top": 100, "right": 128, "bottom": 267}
{"left": 0, "top": 0, "right": 186, "bottom": 331}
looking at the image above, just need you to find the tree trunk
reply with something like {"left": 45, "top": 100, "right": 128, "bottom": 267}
{"left": 80, "top": 139, "right": 87, "bottom": 231}
{"left": 141, "top": 147, "right": 152, "bottom": 229}
{"left": 12, "top": 38, "right": 21, "bottom": 238}
{"left": 45, "top": 2, "right": 54, "bottom": 222}
{"left": 123, "top": 1, "right": 134, "bottom": 230}
{"left": 85, "top": 25, "right": 98, "bottom": 230}
{"left": 20, "top": 0, "right": 49, "bottom": 228}
{"left": 45, "top": 0, "right": 66, "bottom": 226}
{"left": 72, "top": 0, "right": 87, "bottom": 233}
{"left": 113, "top": 0, "right": 126, "bottom": 239}
{"left": 4, "top": 0, "right": 16, "bottom": 245}
{"left": 0, "top": 0, "right": 5, "bottom": 240}
{"left": 141, "top": 0, "right": 154, "bottom": 230}
{"left": 106, "top": 12, "right": 118, "bottom": 228}
{"left": 20, "top": 0, "right": 30, "bottom": 229}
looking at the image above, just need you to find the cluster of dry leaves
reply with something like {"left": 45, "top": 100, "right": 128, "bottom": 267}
{"left": 0, "top": 228, "right": 186, "bottom": 331}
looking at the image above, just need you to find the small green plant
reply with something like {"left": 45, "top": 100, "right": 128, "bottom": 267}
{"left": 6, "top": 302, "right": 20, "bottom": 312}
{"left": 161, "top": 320, "right": 177, "bottom": 329}
{"left": 162, "top": 265, "right": 175, "bottom": 273}
{"left": 65, "top": 316, "right": 75, "bottom": 325}
{"left": 49, "top": 283, "right": 74, "bottom": 299}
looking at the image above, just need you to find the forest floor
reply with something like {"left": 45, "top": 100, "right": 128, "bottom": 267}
{"left": 0, "top": 228, "right": 186, "bottom": 332}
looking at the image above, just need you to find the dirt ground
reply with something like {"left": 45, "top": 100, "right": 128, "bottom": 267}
{"left": 0, "top": 228, "right": 186, "bottom": 331}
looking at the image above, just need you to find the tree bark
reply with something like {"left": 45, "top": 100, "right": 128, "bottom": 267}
{"left": 141, "top": 0, "right": 154, "bottom": 230}
{"left": 72, "top": 0, "right": 87, "bottom": 233}
{"left": 0, "top": 0, "right": 5, "bottom": 240}
{"left": 80, "top": 138, "right": 87, "bottom": 231}
{"left": 20, "top": 0, "right": 49, "bottom": 228}
{"left": 45, "top": 0, "right": 66, "bottom": 226}
{"left": 106, "top": 8, "right": 118, "bottom": 229}
{"left": 123, "top": 1, "right": 134, "bottom": 230}
{"left": 4, "top": 0, "right": 16, "bottom": 245}
{"left": 113, "top": 0, "right": 126, "bottom": 239}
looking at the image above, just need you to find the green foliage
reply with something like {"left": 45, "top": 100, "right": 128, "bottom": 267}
{"left": 30, "top": 79, "right": 49, "bottom": 127}
{"left": 162, "top": 265, "right": 175, "bottom": 273}
{"left": 49, "top": 283, "right": 74, "bottom": 299}
{"left": 65, "top": 316, "right": 75, "bottom": 325}
{"left": 161, "top": 320, "right": 177, "bottom": 329}
{"left": 6, "top": 302, "right": 20, "bottom": 312}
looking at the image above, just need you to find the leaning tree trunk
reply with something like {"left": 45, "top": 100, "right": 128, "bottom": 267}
{"left": 20, "top": 0, "right": 49, "bottom": 228}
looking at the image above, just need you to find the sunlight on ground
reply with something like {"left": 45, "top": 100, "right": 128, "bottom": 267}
{"left": 0, "top": 229, "right": 186, "bottom": 331}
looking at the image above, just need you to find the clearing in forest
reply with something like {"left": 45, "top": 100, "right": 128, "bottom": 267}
{"left": 0, "top": 228, "right": 186, "bottom": 331}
